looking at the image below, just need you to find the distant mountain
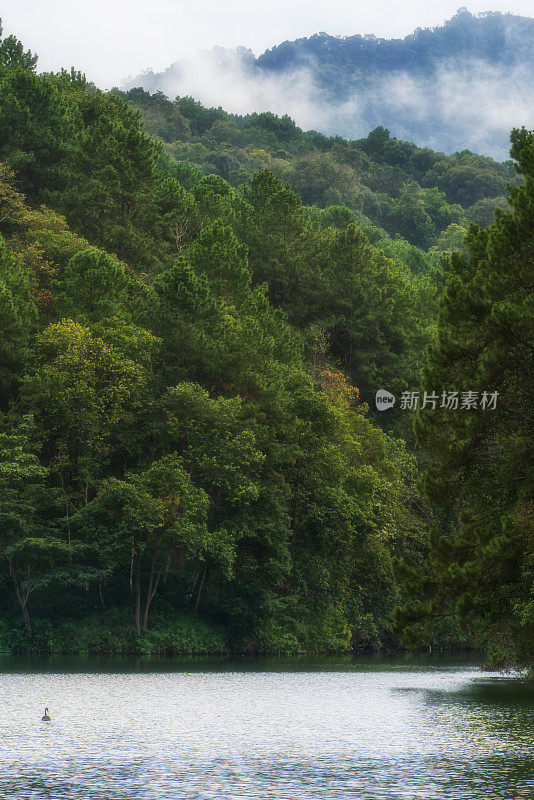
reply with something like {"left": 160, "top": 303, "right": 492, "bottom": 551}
{"left": 124, "top": 9, "right": 534, "bottom": 159}
{"left": 256, "top": 9, "right": 534, "bottom": 76}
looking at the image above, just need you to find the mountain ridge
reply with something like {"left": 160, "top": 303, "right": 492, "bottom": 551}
{"left": 256, "top": 9, "right": 534, "bottom": 75}
{"left": 124, "top": 9, "right": 534, "bottom": 158}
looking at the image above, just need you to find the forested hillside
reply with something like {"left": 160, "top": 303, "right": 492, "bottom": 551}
{"left": 0, "top": 23, "right": 531, "bottom": 667}
{"left": 126, "top": 9, "right": 534, "bottom": 157}
{"left": 117, "top": 87, "right": 517, "bottom": 255}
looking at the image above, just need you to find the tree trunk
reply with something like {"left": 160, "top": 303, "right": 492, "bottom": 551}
{"left": 194, "top": 567, "right": 207, "bottom": 613}
{"left": 129, "top": 545, "right": 134, "bottom": 596}
{"left": 142, "top": 546, "right": 174, "bottom": 630}
{"left": 134, "top": 552, "right": 141, "bottom": 634}
{"left": 142, "top": 535, "right": 160, "bottom": 630}
{"left": 8, "top": 557, "right": 31, "bottom": 632}
{"left": 21, "top": 603, "right": 31, "bottom": 632}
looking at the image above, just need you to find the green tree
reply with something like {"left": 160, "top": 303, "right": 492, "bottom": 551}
{"left": 0, "top": 416, "right": 46, "bottom": 630}
{"left": 0, "top": 416, "right": 97, "bottom": 631}
{"left": 321, "top": 224, "right": 435, "bottom": 410}
{"left": 0, "top": 69, "right": 73, "bottom": 200}
{"left": 83, "top": 454, "right": 211, "bottom": 631}
{"left": 53, "top": 247, "right": 129, "bottom": 323}
{"left": 57, "top": 87, "right": 161, "bottom": 266}
{"left": 0, "top": 234, "right": 36, "bottom": 407}
{"left": 22, "top": 320, "right": 149, "bottom": 500}
{"left": 0, "top": 21, "right": 37, "bottom": 71}
{"left": 399, "top": 128, "right": 534, "bottom": 669}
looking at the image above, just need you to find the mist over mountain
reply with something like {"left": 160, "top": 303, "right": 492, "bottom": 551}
{"left": 124, "top": 9, "right": 534, "bottom": 159}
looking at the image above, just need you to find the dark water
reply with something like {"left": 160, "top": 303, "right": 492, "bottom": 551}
{"left": 0, "top": 656, "right": 532, "bottom": 799}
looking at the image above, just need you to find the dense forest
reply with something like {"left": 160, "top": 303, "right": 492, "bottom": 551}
{"left": 127, "top": 9, "right": 534, "bottom": 157}
{"left": 0, "top": 23, "right": 531, "bottom": 667}
{"left": 117, "top": 87, "right": 517, "bottom": 252}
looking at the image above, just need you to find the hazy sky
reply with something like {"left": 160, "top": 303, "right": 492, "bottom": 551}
{"left": 1, "top": 0, "right": 533, "bottom": 88}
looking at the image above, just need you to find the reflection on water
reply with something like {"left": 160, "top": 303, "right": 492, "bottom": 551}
{"left": 0, "top": 656, "right": 532, "bottom": 799}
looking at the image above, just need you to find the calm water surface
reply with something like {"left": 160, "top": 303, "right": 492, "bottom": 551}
{"left": 0, "top": 656, "right": 532, "bottom": 799}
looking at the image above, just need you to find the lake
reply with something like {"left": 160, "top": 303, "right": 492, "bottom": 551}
{"left": 0, "top": 656, "right": 532, "bottom": 799}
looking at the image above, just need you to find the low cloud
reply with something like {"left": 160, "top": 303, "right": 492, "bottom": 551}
{"left": 124, "top": 49, "right": 534, "bottom": 159}
{"left": 369, "top": 60, "right": 534, "bottom": 156}
{"left": 124, "top": 49, "right": 324, "bottom": 131}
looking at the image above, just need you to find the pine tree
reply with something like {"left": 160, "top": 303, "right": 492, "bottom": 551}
{"left": 400, "top": 128, "right": 534, "bottom": 668}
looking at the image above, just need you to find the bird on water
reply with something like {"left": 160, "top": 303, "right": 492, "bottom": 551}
{"left": 41, "top": 708, "right": 51, "bottom": 721}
